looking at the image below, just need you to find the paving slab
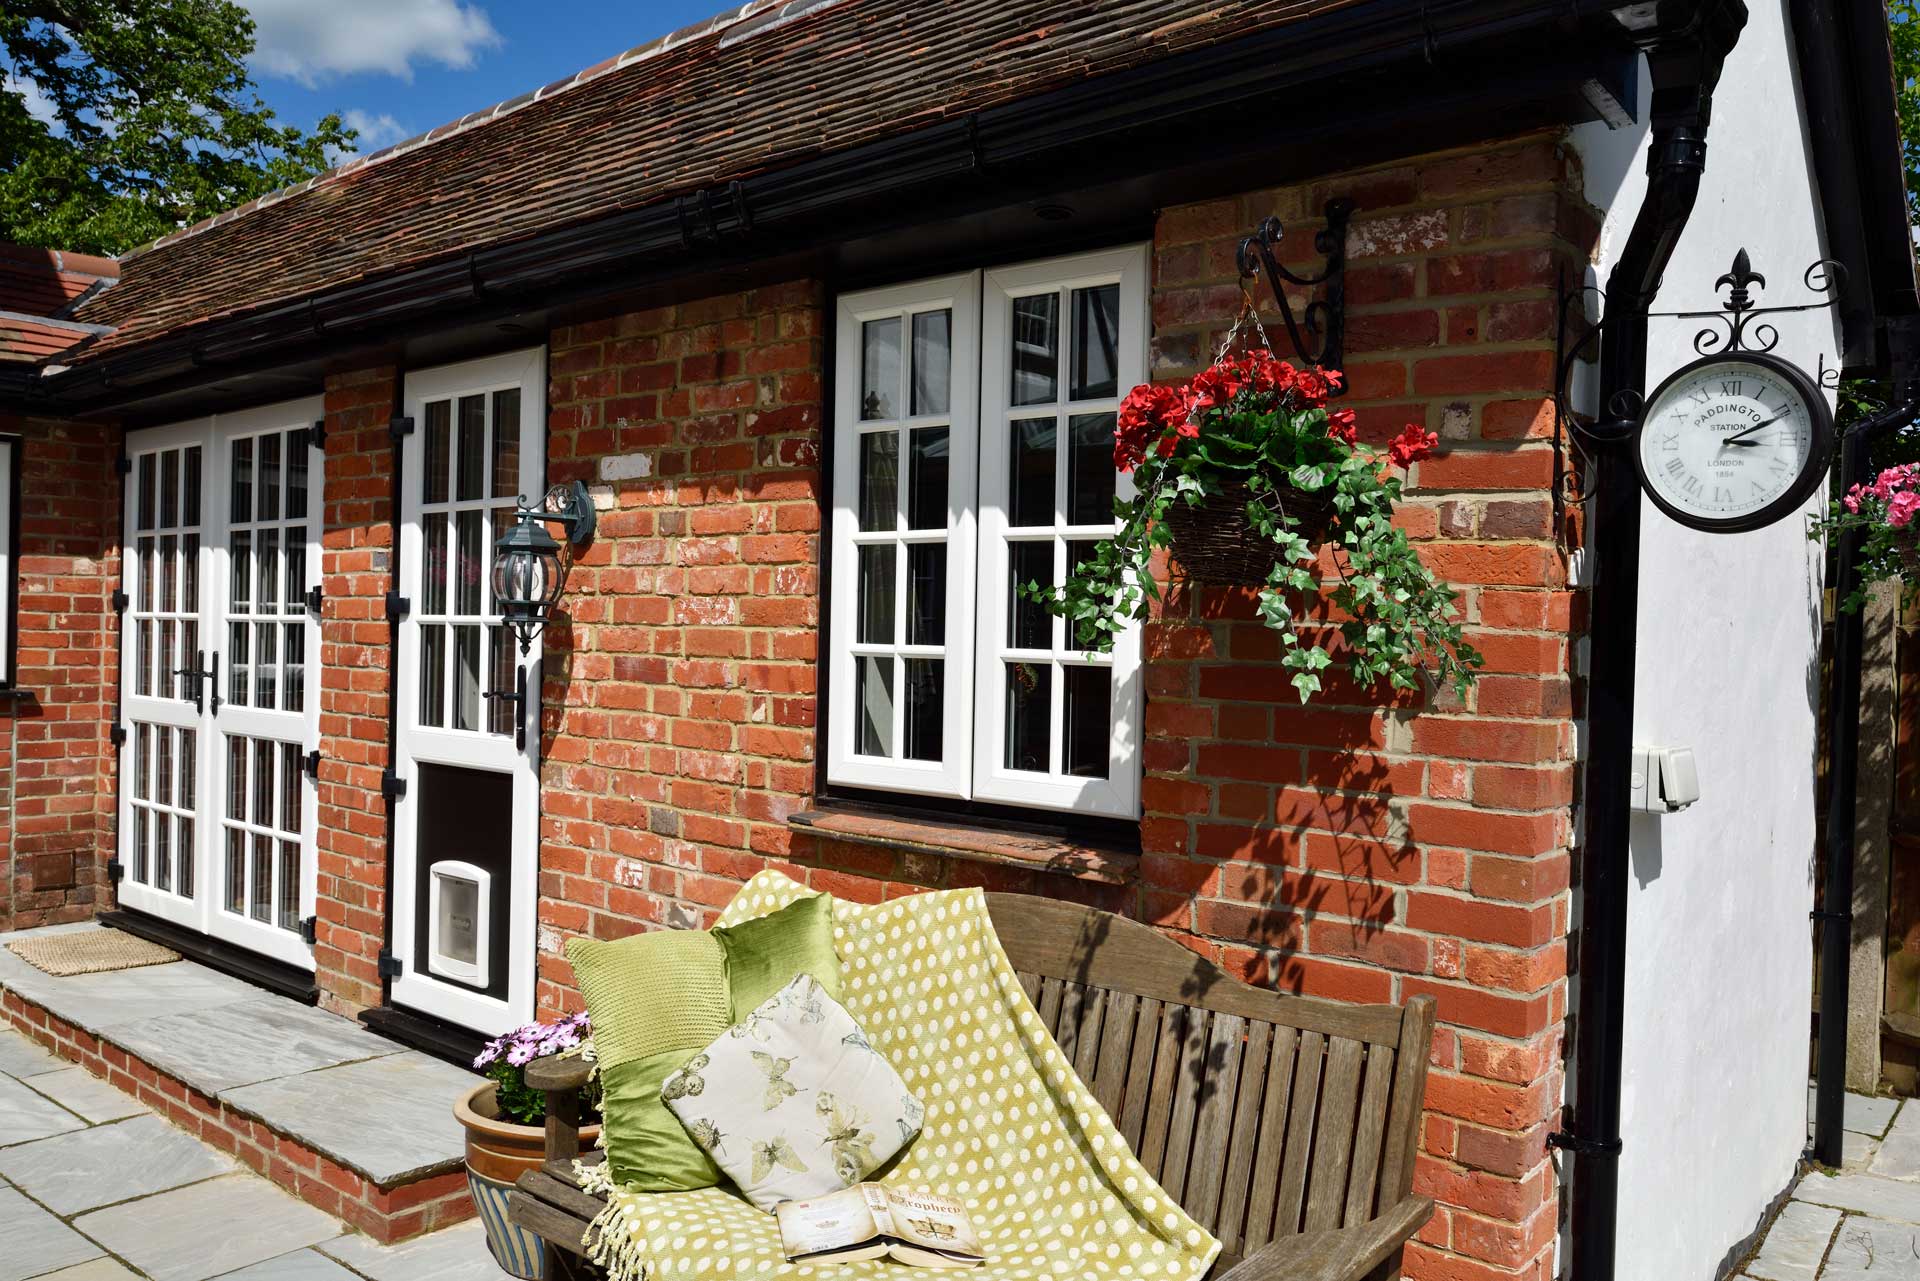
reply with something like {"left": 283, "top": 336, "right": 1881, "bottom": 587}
{"left": 220, "top": 1051, "right": 477, "bottom": 1185}
{"left": 1821, "top": 1216, "right": 1920, "bottom": 1280}
{"left": 1809, "top": 1089, "right": 1902, "bottom": 1139}
{"left": 27, "top": 1261, "right": 141, "bottom": 1281}
{"left": 1798, "top": 1172, "right": 1920, "bottom": 1223}
{"left": 0, "top": 1112, "right": 237, "bottom": 1214}
{"left": 207, "top": 1249, "right": 360, "bottom": 1281}
{"left": 20, "top": 1066, "right": 146, "bottom": 1123}
{"left": 1877, "top": 1105, "right": 1920, "bottom": 1181}
{"left": 0, "top": 934, "right": 258, "bottom": 1037}
{"left": 74, "top": 1174, "right": 341, "bottom": 1281}
{"left": 0, "top": 1027, "right": 60, "bottom": 1077}
{"left": 106, "top": 996, "right": 398, "bottom": 1095}
{"left": 0, "top": 1072, "right": 86, "bottom": 1146}
{"left": 0, "top": 1185, "right": 102, "bottom": 1281}
{"left": 1746, "top": 1200, "right": 1842, "bottom": 1281}
{"left": 1847, "top": 1132, "right": 1881, "bottom": 1170}
{"left": 318, "top": 1220, "right": 513, "bottom": 1281}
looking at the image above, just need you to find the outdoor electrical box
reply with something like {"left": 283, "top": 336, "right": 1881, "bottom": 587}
{"left": 1629, "top": 746, "right": 1700, "bottom": 813}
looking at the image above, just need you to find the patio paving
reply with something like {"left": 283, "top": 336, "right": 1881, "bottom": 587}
{"left": 0, "top": 923, "right": 477, "bottom": 1188}
{"left": 1740, "top": 1093, "right": 1920, "bottom": 1279}
{"left": 0, "top": 1025, "right": 512, "bottom": 1281}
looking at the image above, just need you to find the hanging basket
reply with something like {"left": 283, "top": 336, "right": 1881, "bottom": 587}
{"left": 1161, "top": 477, "right": 1340, "bottom": 586}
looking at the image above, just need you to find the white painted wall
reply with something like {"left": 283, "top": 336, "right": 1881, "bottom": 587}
{"left": 1568, "top": 2, "right": 1835, "bottom": 1275}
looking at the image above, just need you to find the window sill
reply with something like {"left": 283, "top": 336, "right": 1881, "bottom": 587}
{"left": 788, "top": 807, "right": 1138, "bottom": 886}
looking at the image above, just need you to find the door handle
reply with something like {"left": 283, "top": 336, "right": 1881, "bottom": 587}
{"left": 480, "top": 664, "right": 528, "bottom": 751}
{"left": 172, "top": 650, "right": 207, "bottom": 714}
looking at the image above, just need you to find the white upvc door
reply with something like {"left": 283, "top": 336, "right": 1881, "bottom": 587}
{"left": 118, "top": 398, "right": 323, "bottom": 969}
{"left": 391, "top": 347, "right": 545, "bottom": 1035}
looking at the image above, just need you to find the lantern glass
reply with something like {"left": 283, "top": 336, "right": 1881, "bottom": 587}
{"left": 491, "top": 515, "right": 565, "bottom": 645}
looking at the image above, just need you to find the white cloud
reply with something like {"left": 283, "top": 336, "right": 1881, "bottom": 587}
{"left": 342, "top": 109, "right": 410, "bottom": 150}
{"left": 4, "top": 73, "right": 58, "bottom": 126}
{"left": 241, "top": 0, "right": 502, "bottom": 86}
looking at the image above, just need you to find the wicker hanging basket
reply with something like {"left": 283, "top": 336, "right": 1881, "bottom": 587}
{"left": 1161, "top": 477, "right": 1340, "bottom": 587}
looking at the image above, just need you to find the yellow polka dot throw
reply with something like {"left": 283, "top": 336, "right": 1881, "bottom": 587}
{"left": 577, "top": 871, "right": 1222, "bottom": 1281}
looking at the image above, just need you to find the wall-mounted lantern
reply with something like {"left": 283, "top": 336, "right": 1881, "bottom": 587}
{"left": 491, "top": 480, "right": 596, "bottom": 654}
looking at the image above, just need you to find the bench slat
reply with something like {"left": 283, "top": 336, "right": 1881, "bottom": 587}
{"left": 1213, "top": 1018, "right": 1271, "bottom": 1256}
{"left": 1242, "top": 1023, "right": 1299, "bottom": 1254}
{"left": 1138, "top": 1001, "right": 1190, "bottom": 1181}
{"left": 1159, "top": 1006, "right": 1215, "bottom": 1204}
{"left": 1118, "top": 995, "right": 1163, "bottom": 1154}
{"left": 1185, "top": 1011, "right": 1245, "bottom": 1231}
{"left": 1273, "top": 1029, "right": 1325, "bottom": 1239}
{"left": 1092, "top": 989, "right": 1139, "bottom": 1121}
{"left": 1305, "top": 1036, "right": 1366, "bottom": 1232}
{"left": 1345, "top": 1041, "right": 1398, "bottom": 1226}
{"left": 1072, "top": 986, "right": 1107, "bottom": 1085}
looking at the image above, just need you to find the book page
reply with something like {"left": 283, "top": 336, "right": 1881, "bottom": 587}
{"left": 775, "top": 1186, "right": 881, "bottom": 1258}
{"left": 880, "top": 1188, "right": 984, "bottom": 1260}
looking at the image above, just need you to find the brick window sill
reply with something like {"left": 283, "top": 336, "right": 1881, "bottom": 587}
{"left": 788, "top": 808, "right": 1139, "bottom": 885}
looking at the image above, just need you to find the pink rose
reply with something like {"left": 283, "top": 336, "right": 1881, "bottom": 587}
{"left": 1888, "top": 490, "right": 1920, "bottom": 529}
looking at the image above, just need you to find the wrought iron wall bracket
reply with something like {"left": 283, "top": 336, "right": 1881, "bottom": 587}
{"left": 1235, "top": 198, "right": 1355, "bottom": 380}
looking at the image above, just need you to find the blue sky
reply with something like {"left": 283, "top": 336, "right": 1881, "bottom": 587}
{"left": 239, "top": 1, "right": 725, "bottom": 156}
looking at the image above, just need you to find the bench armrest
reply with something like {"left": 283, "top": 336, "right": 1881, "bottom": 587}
{"left": 1214, "top": 1196, "right": 1433, "bottom": 1281}
{"left": 523, "top": 1054, "right": 595, "bottom": 1163}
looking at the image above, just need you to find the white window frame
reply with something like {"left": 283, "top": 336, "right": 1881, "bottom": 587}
{"left": 826, "top": 245, "right": 1147, "bottom": 819}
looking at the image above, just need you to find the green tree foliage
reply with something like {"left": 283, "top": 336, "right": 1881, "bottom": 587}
{"left": 1, "top": 1, "right": 354, "bottom": 256}
{"left": 1855, "top": 0, "right": 1920, "bottom": 465}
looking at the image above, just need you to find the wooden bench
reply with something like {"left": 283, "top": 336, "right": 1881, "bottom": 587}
{"left": 509, "top": 893, "right": 1437, "bottom": 1281}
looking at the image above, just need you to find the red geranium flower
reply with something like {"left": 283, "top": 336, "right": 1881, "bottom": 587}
{"left": 1327, "top": 407, "right": 1359, "bottom": 445}
{"left": 1114, "top": 382, "right": 1186, "bottom": 472}
{"left": 1388, "top": 424, "right": 1439, "bottom": 468}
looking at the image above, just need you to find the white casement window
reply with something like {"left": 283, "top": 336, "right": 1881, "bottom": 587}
{"left": 827, "top": 246, "right": 1146, "bottom": 818}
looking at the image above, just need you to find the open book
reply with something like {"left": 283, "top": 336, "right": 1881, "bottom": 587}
{"left": 775, "top": 1184, "right": 984, "bottom": 1268}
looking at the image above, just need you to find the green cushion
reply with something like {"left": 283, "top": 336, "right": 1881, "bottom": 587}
{"left": 713, "top": 892, "right": 842, "bottom": 1015}
{"left": 567, "top": 929, "right": 732, "bottom": 1191}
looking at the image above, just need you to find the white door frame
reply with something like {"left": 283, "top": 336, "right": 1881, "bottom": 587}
{"left": 118, "top": 397, "right": 323, "bottom": 970}
{"left": 391, "top": 347, "right": 546, "bottom": 1035}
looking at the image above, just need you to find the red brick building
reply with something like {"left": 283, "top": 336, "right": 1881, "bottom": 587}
{"left": 0, "top": 2, "right": 1911, "bottom": 1278}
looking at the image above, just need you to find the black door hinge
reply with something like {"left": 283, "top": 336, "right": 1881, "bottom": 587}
{"left": 111, "top": 589, "right": 128, "bottom": 613}
{"left": 300, "top": 915, "right": 318, "bottom": 945}
{"left": 306, "top": 585, "right": 323, "bottom": 615}
{"left": 114, "top": 454, "right": 131, "bottom": 477}
{"left": 389, "top": 415, "right": 415, "bottom": 444}
{"left": 303, "top": 749, "right": 321, "bottom": 780}
{"left": 106, "top": 859, "right": 124, "bottom": 884}
{"left": 377, "top": 949, "right": 404, "bottom": 979}
{"left": 304, "top": 419, "right": 327, "bottom": 452}
{"left": 381, "top": 768, "right": 407, "bottom": 801}
{"left": 385, "top": 591, "right": 410, "bottom": 621}
{"left": 110, "top": 724, "right": 126, "bottom": 747}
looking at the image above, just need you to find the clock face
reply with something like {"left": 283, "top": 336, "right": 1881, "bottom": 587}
{"left": 1633, "top": 355, "right": 1833, "bottom": 532}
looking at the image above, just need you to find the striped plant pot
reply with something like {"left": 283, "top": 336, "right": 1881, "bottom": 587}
{"left": 456, "top": 1082, "right": 603, "bottom": 1281}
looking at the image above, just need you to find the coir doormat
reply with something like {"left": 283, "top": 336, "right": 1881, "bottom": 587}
{"left": 7, "top": 930, "right": 180, "bottom": 977}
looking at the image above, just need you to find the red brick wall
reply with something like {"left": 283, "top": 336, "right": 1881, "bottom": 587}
{"left": 312, "top": 367, "right": 399, "bottom": 1016}
{"left": 0, "top": 415, "right": 119, "bottom": 931}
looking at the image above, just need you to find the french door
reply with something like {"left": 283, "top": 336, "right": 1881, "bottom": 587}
{"left": 117, "top": 398, "right": 322, "bottom": 970}
{"left": 391, "top": 348, "right": 545, "bottom": 1035}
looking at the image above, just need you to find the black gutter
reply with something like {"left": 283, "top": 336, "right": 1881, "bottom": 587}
{"left": 1813, "top": 330, "right": 1920, "bottom": 1167}
{"left": 23, "top": 0, "right": 1639, "bottom": 413}
{"left": 1554, "top": 5, "right": 1745, "bottom": 1281}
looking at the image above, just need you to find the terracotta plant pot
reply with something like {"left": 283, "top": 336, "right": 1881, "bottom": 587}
{"left": 455, "top": 1080, "right": 602, "bottom": 1280}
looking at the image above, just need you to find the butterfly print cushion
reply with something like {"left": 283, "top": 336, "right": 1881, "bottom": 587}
{"left": 660, "top": 972, "right": 924, "bottom": 1212}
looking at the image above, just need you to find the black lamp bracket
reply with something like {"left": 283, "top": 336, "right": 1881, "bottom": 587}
{"left": 1234, "top": 198, "right": 1356, "bottom": 381}
{"left": 519, "top": 479, "right": 597, "bottom": 547}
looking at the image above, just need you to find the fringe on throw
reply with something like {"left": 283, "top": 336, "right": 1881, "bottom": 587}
{"left": 575, "top": 1159, "right": 652, "bottom": 1281}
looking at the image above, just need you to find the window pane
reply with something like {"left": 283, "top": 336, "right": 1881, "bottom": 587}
{"left": 258, "top": 432, "right": 281, "bottom": 522}
{"left": 254, "top": 621, "right": 277, "bottom": 709}
{"left": 285, "top": 431, "right": 307, "bottom": 520}
{"left": 279, "top": 840, "right": 301, "bottom": 931}
{"left": 1004, "top": 661, "right": 1052, "bottom": 772}
{"left": 154, "top": 811, "right": 171, "bottom": 893}
{"left": 135, "top": 723, "right": 151, "bottom": 801}
{"left": 283, "top": 622, "right": 304, "bottom": 713}
{"left": 281, "top": 741, "right": 302, "bottom": 834}
{"left": 253, "top": 738, "right": 274, "bottom": 828}
{"left": 230, "top": 530, "right": 251, "bottom": 612}
{"left": 910, "top": 310, "right": 951, "bottom": 415}
{"left": 136, "top": 621, "right": 151, "bottom": 697}
{"left": 178, "top": 728, "right": 196, "bottom": 811}
{"left": 1008, "top": 542, "right": 1053, "bottom": 649}
{"left": 229, "top": 437, "right": 252, "bottom": 524}
{"left": 488, "top": 625, "right": 516, "bottom": 737}
{"left": 907, "top": 544, "right": 945, "bottom": 646}
{"left": 904, "top": 659, "right": 943, "bottom": 763}
{"left": 1010, "top": 419, "right": 1055, "bottom": 528}
{"left": 420, "top": 624, "right": 446, "bottom": 727}
{"left": 225, "top": 827, "right": 244, "bottom": 914}
{"left": 1068, "top": 413, "right": 1118, "bottom": 525}
{"left": 160, "top": 449, "right": 179, "bottom": 529}
{"left": 251, "top": 833, "right": 273, "bottom": 922}
{"left": 422, "top": 512, "right": 448, "bottom": 615}
{"left": 855, "top": 655, "right": 893, "bottom": 757}
{"left": 227, "top": 735, "right": 246, "bottom": 821}
{"left": 1071, "top": 285, "right": 1121, "bottom": 401}
{"left": 423, "top": 400, "right": 451, "bottom": 504}
{"left": 456, "top": 394, "right": 485, "bottom": 501}
{"left": 1066, "top": 540, "right": 1106, "bottom": 652}
{"left": 857, "top": 546, "right": 896, "bottom": 645}
{"left": 857, "top": 432, "right": 898, "bottom": 532}
{"left": 455, "top": 510, "right": 483, "bottom": 616}
{"left": 137, "top": 537, "right": 154, "bottom": 612}
{"left": 177, "top": 816, "right": 194, "bottom": 900}
{"left": 183, "top": 446, "right": 202, "bottom": 526}
{"left": 284, "top": 541, "right": 305, "bottom": 614}
{"left": 1064, "top": 665, "right": 1112, "bottom": 779}
{"left": 227, "top": 621, "right": 249, "bottom": 709}
{"left": 132, "top": 809, "right": 149, "bottom": 885}
{"left": 159, "top": 534, "right": 177, "bottom": 612}
{"left": 256, "top": 527, "right": 280, "bottom": 616}
{"left": 182, "top": 534, "right": 199, "bottom": 613}
{"left": 907, "top": 426, "right": 949, "bottom": 531}
{"left": 1011, "top": 293, "right": 1060, "bottom": 406}
{"left": 156, "top": 722, "right": 174, "bottom": 807}
{"left": 492, "top": 389, "right": 522, "bottom": 499}
{"left": 453, "top": 624, "right": 481, "bottom": 732}
{"left": 158, "top": 620, "right": 175, "bottom": 701}
{"left": 861, "top": 318, "right": 901, "bottom": 420}
{"left": 137, "top": 453, "right": 155, "bottom": 531}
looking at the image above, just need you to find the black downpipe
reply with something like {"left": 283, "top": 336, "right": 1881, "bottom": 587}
{"left": 379, "top": 366, "right": 406, "bottom": 1006}
{"left": 1561, "top": 6, "right": 1743, "bottom": 1280}
{"left": 1812, "top": 323, "right": 1920, "bottom": 1164}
